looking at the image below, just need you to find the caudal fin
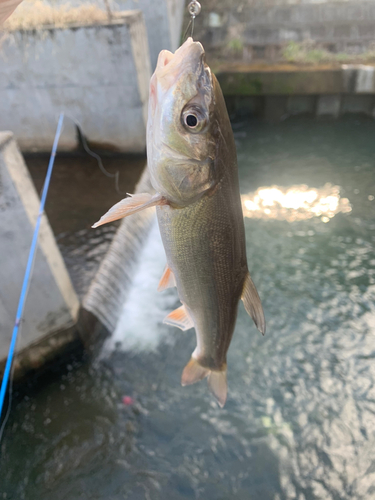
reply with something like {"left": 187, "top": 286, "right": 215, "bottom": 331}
{"left": 181, "top": 357, "right": 209, "bottom": 386}
{"left": 207, "top": 369, "right": 227, "bottom": 408}
{"left": 181, "top": 357, "right": 228, "bottom": 408}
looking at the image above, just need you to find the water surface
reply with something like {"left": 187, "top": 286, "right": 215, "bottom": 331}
{"left": 2, "top": 117, "right": 375, "bottom": 499}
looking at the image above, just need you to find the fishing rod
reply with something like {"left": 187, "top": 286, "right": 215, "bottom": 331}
{"left": 0, "top": 114, "right": 64, "bottom": 442}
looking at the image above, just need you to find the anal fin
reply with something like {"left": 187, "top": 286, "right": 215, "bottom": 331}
{"left": 157, "top": 265, "right": 176, "bottom": 292}
{"left": 92, "top": 193, "right": 167, "bottom": 228}
{"left": 163, "top": 304, "right": 194, "bottom": 331}
{"left": 242, "top": 272, "right": 266, "bottom": 335}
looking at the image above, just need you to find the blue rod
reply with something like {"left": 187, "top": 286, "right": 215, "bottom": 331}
{"left": 0, "top": 113, "right": 65, "bottom": 419}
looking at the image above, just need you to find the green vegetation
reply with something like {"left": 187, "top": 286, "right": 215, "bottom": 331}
{"left": 282, "top": 41, "right": 375, "bottom": 65}
{"left": 226, "top": 38, "right": 244, "bottom": 57}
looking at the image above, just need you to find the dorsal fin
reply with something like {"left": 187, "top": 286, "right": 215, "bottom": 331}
{"left": 157, "top": 265, "right": 176, "bottom": 292}
{"left": 241, "top": 271, "right": 266, "bottom": 335}
{"left": 163, "top": 304, "right": 194, "bottom": 331}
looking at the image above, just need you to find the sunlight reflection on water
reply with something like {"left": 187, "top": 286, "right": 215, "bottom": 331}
{"left": 241, "top": 183, "right": 352, "bottom": 223}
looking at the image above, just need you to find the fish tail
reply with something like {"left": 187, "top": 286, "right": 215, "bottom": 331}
{"left": 181, "top": 357, "right": 227, "bottom": 408}
{"left": 207, "top": 368, "right": 227, "bottom": 408}
{"left": 181, "top": 357, "right": 209, "bottom": 386}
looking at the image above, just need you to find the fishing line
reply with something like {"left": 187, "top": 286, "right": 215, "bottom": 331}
{"left": 66, "top": 115, "right": 127, "bottom": 196}
{"left": 0, "top": 113, "right": 64, "bottom": 441}
{"left": 183, "top": 0, "right": 201, "bottom": 41}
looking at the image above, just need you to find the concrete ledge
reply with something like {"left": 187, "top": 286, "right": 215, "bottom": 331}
{"left": 0, "top": 132, "right": 80, "bottom": 374}
{"left": 0, "top": 321, "right": 82, "bottom": 382}
{"left": 0, "top": 12, "right": 151, "bottom": 153}
{"left": 216, "top": 63, "right": 375, "bottom": 96}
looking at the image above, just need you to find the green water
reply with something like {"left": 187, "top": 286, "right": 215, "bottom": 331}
{"left": 2, "top": 116, "right": 375, "bottom": 499}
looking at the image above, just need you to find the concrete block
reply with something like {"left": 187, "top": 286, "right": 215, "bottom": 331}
{"left": 279, "top": 28, "right": 302, "bottom": 42}
{"left": 341, "top": 95, "right": 375, "bottom": 115}
{"left": 229, "top": 96, "right": 263, "bottom": 117}
{"left": 287, "top": 95, "right": 316, "bottom": 115}
{"left": 316, "top": 95, "right": 341, "bottom": 118}
{"left": 333, "top": 25, "right": 351, "bottom": 39}
{"left": 47, "top": 0, "right": 185, "bottom": 71}
{"left": 115, "top": 0, "right": 185, "bottom": 69}
{"left": 359, "top": 24, "right": 375, "bottom": 38}
{"left": 0, "top": 13, "right": 151, "bottom": 153}
{"left": 293, "top": 5, "right": 320, "bottom": 25}
{"left": 310, "top": 25, "right": 326, "bottom": 40}
{"left": 275, "top": 7, "right": 292, "bottom": 23}
{"left": 0, "top": 132, "right": 79, "bottom": 363}
{"left": 343, "top": 64, "right": 375, "bottom": 93}
{"left": 264, "top": 96, "right": 288, "bottom": 122}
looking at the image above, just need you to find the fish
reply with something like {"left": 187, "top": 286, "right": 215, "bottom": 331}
{"left": 0, "top": 0, "right": 22, "bottom": 24}
{"left": 93, "top": 37, "right": 265, "bottom": 407}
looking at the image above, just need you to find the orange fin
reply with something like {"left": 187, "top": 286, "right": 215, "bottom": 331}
{"left": 181, "top": 358, "right": 228, "bottom": 408}
{"left": 181, "top": 357, "right": 209, "bottom": 386}
{"left": 241, "top": 272, "right": 266, "bottom": 335}
{"left": 207, "top": 369, "right": 227, "bottom": 408}
{"left": 92, "top": 193, "right": 166, "bottom": 228}
{"left": 157, "top": 265, "right": 176, "bottom": 292}
{"left": 163, "top": 305, "right": 193, "bottom": 331}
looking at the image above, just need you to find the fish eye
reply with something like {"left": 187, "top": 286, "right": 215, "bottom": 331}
{"left": 186, "top": 114, "right": 198, "bottom": 127}
{"left": 181, "top": 106, "right": 208, "bottom": 133}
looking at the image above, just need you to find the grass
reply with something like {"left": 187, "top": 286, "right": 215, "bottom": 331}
{"left": 227, "top": 38, "right": 244, "bottom": 56}
{"left": 282, "top": 41, "right": 375, "bottom": 65}
{"left": 3, "top": 0, "right": 112, "bottom": 31}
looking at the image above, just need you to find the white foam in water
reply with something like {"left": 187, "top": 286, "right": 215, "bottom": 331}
{"left": 104, "top": 217, "right": 178, "bottom": 353}
{"left": 356, "top": 65, "right": 375, "bottom": 93}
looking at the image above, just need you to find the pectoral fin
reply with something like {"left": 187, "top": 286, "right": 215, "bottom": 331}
{"left": 92, "top": 193, "right": 166, "bottom": 228}
{"left": 157, "top": 265, "right": 176, "bottom": 292}
{"left": 163, "top": 305, "right": 194, "bottom": 331}
{"left": 242, "top": 272, "right": 266, "bottom": 335}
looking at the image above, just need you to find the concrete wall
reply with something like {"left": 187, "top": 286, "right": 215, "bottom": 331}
{"left": 40, "top": 0, "right": 185, "bottom": 70}
{"left": 115, "top": 0, "right": 185, "bottom": 69}
{"left": 0, "top": 132, "right": 79, "bottom": 369}
{"left": 0, "top": 12, "right": 151, "bottom": 152}
{"left": 218, "top": 63, "right": 375, "bottom": 120}
{"left": 191, "top": 1, "right": 375, "bottom": 61}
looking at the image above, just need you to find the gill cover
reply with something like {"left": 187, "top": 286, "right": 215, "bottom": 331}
{"left": 147, "top": 38, "right": 217, "bottom": 206}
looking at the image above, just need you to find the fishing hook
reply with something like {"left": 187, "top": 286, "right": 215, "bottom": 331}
{"left": 183, "top": 0, "right": 201, "bottom": 41}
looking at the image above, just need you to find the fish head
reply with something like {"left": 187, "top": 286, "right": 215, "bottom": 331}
{"left": 147, "top": 38, "right": 219, "bottom": 206}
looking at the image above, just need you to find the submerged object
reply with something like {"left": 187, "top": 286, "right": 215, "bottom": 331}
{"left": 93, "top": 38, "right": 265, "bottom": 407}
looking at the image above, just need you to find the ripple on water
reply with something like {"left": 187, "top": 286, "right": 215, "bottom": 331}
{"left": 2, "top": 117, "right": 375, "bottom": 499}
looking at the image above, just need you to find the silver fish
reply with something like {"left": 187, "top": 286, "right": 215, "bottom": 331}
{"left": 93, "top": 38, "right": 265, "bottom": 407}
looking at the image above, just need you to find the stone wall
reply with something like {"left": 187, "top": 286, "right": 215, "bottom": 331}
{"left": 191, "top": 1, "right": 375, "bottom": 61}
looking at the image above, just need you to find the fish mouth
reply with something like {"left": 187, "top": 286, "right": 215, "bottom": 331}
{"left": 154, "top": 37, "right": 205, "bottom": 91}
